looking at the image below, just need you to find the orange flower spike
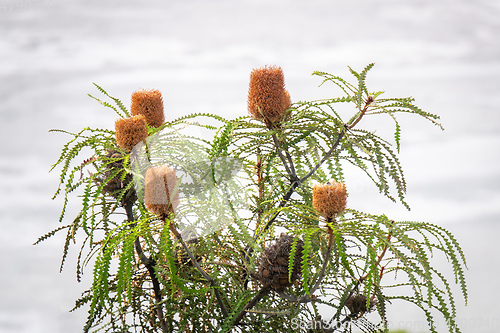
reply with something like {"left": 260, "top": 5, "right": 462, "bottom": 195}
{"left": 247, "top": 65, "right": 291, "bottom": 127}
{"left": 115, "top": 115, "right": 148, "bottom": 152}
{"left": 144, "top": 165, "right": 180, "bottom": 217}
{"left": 131, "top": 89, "right": 165, "bottom": 128}
{"left": 312, "top": 181, "right": 347, "bottom": 219}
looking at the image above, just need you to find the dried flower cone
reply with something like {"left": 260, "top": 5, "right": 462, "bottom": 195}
{"left": 115, "top": 115, "right": 149, "bottom": 152}
{"left": 248, "top": 65, "right": 292, "bottom": 127}
{"left": 312, "top": 181, "right": 347, "bottom": 219}
{"left": 255, "top": 233, "right": 304, "bottom": 291}
{"left": 345, "top": 293, "right": 376, "bottom": 316}
{"left": 144, "top": 165, "right": 180, "bottom": 217}
{"left": 94, "top": 149, "right": 137, "bottom": 204}
{"left": 131, "top": 89, "right": 165, "bottom": 128}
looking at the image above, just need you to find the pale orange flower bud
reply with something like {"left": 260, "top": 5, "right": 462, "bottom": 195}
{"left": 144, "top": 165, "right": 180, "bottom": 217}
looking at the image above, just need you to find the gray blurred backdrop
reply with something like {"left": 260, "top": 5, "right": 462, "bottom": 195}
{"left": 1, "top": 0, "right": 499, "bottom": 332}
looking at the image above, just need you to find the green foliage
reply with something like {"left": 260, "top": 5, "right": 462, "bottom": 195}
{"left": 40, "top": 65, "right": 467, "bottom": 333}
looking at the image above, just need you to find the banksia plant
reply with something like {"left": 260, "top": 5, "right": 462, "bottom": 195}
{"left": 254, "top": 233, "right": 304, "bottom": 291}
{"left": 248, "top": 65, "right": 292, "bottom": 127}
{"left": 44, "top": 65, "right": 468, "bottom": 333}
{"left": 131, "top": 89, "right": 165, "bottom": 128}
{"left": 312, "top": 181, "right": 347, "bottom": 220}
{"left": 115, "top": 114, "right": 149, "bottom": 151}
{"left": 144, "top": 165, "right": 180, "bottom": 217}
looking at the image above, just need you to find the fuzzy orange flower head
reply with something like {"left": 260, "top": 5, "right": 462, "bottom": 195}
{"left": 115, "top": 115, "right": 148, "bottom": 152}
{"left": 144, "top": 165, "right": 180, "bottom": 217}
{"left": 131, "top": 89, "right": 165, "bottom": 128}
{"left": 312, "top": 181, "right": 347, "bottom": 219}
{"left": 247, "top": 65, "right": 292, "bottom": 127}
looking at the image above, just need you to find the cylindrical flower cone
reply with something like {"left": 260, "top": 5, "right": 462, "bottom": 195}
{"left": 131, "top": 89, "right": 165, "bottom": 128}
{"left": 115, "top": 115, "right": 149, "bottom": 152}
{"left": 247, "top": 65, "right": 291, "bottom": 127}
{"left": 144, "top": 165, "right": 180, "bottom": 217}
{"left": 312, "top": 181, "right": 347, "bottom": 219}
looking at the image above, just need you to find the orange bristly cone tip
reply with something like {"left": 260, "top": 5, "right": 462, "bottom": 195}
{"left": 312, "top": 181, "right": 347, "bottom": 219}
{"left": 115, "top": 115, "right": 148, "bottom": 151}
{"left": 131, "top": 89, "right": 165, "bottom": 128}
{"left": 247, "top": 65, "right": 291, "bottom": 127}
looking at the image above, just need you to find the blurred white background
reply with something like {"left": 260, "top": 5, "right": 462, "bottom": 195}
{"left": 1, "top": 0, "right": 499, "bottom": 332}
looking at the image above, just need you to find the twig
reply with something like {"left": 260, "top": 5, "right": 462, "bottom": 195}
{"left": 358, "top": 230, "right": 392, "bottom": 283}
{"left": 276, "top": 223, "right": 335, "bottom": 304}
{"left": 328, "top": 315, "right": 355, "bottom": 333}
{"left": 256, "top": 147, "right": 264, "bottom": 222}
{"left": 299, "top": 127, "right": 346, "bottom": 184}
{"left": 329, "top": 230, "right": 392, "bottom": 325}
{"left": 168, "top": 221, "right": 230, "bottom": 318}
{"left": 233, "top": 286, "right": 271, "bottom": 325}
{"left": 276, "top": 290, "right": 317, "bottom": 304}
{"left": 347, "top": 96, "right": 373, "bottom": 130}
{"left": 254, "top": 181, "right": 300, "bottom": 240}
{"left": 124, "top": 203, "right": 169, "bottom": 333}
{"left": 271, "top": 133, "right": 296, "bottom": 181}
{"left": 144, "top": 260, "right": 168, "bottom": 332}
{"left": 310, "top": 223, "right": 335, "bottom": 293}
{"left": 256, "top": 129, "right": 345, "bottom": 239}
{"left": 284, "top": 149, "right": 297, "bottom": 177}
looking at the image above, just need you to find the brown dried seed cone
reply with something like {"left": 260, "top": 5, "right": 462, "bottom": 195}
{"left": 144, "top": 165, "right": 180, "bottom": 217}
{"left": 94, "top": 149, "right": 137, "bottom": 204}
{"left": 255, "top": 233, "right": 304, "bottom": 291}
{"left": 100, "top": 149, "right": 125, "bottom": 194}
{"left": 345, "top": 294, "right": 376, "bottom": 316}
{"left": 247, "top": 65, "right": 291, "bottom": 127}
{"left": 115, "top": 115, "right": 149, "bottom": 152}
{"left": 312, "top": 181, "right": 347, "bottom": 219}
{"left": 131, "top": 89, "right": 165, "bottom": 128}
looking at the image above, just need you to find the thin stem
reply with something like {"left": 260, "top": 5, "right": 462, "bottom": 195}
{"left": 277, "top": 223, "right": 336, "bottom": 305}
{"left": 134, "top": 238, "right": 151, "bottom": 266}
{"left": 347, "top": 96, "right": 373, "bottom": 130}
{"left": 256, "top": 129, "right": 345, "bottom": 240}
{"left": 261, "top": 99, "right": 371, "bottom": 237}
{"left": 276, "top": 290, "right": 316, "bottom": 304}
{"left": 328, "top": 315, "right": 354, "bottom": 333}
{"left": 168, "top": 221, "right": 230, "bottom": 318}
{"left": 272, "top": 133, "right": 295, "bottom": 180}
{"left": 329, "top": 230, "right": 392, "bottom": 325}
{"left": 256, "top": 147, "right": 264, "bottom": 222}
{"left": 358, "top": 231, "right": 391, "bottom": 282}
{"left": 144, "top": 260, "right": 168, "bottom": 332}
{"left": 124, "top": 203, "right": 168, "bottom": 333}
{"left": 233, "top": 286, "right": 271, "bottom": 325}
{"left": 310, "top": 223, "right": 335, "bottom": 293}
{"left": 299, "top": 127, "right": 346, "bottom": 184}
{"left": 254, "top": 181, "right": 300, "bottom": 240}
{"left": 284, "top": 148, "right": 297, "bottom": 177}
{"left": 273, "top": 130, "right": 297, "bottom": 179}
